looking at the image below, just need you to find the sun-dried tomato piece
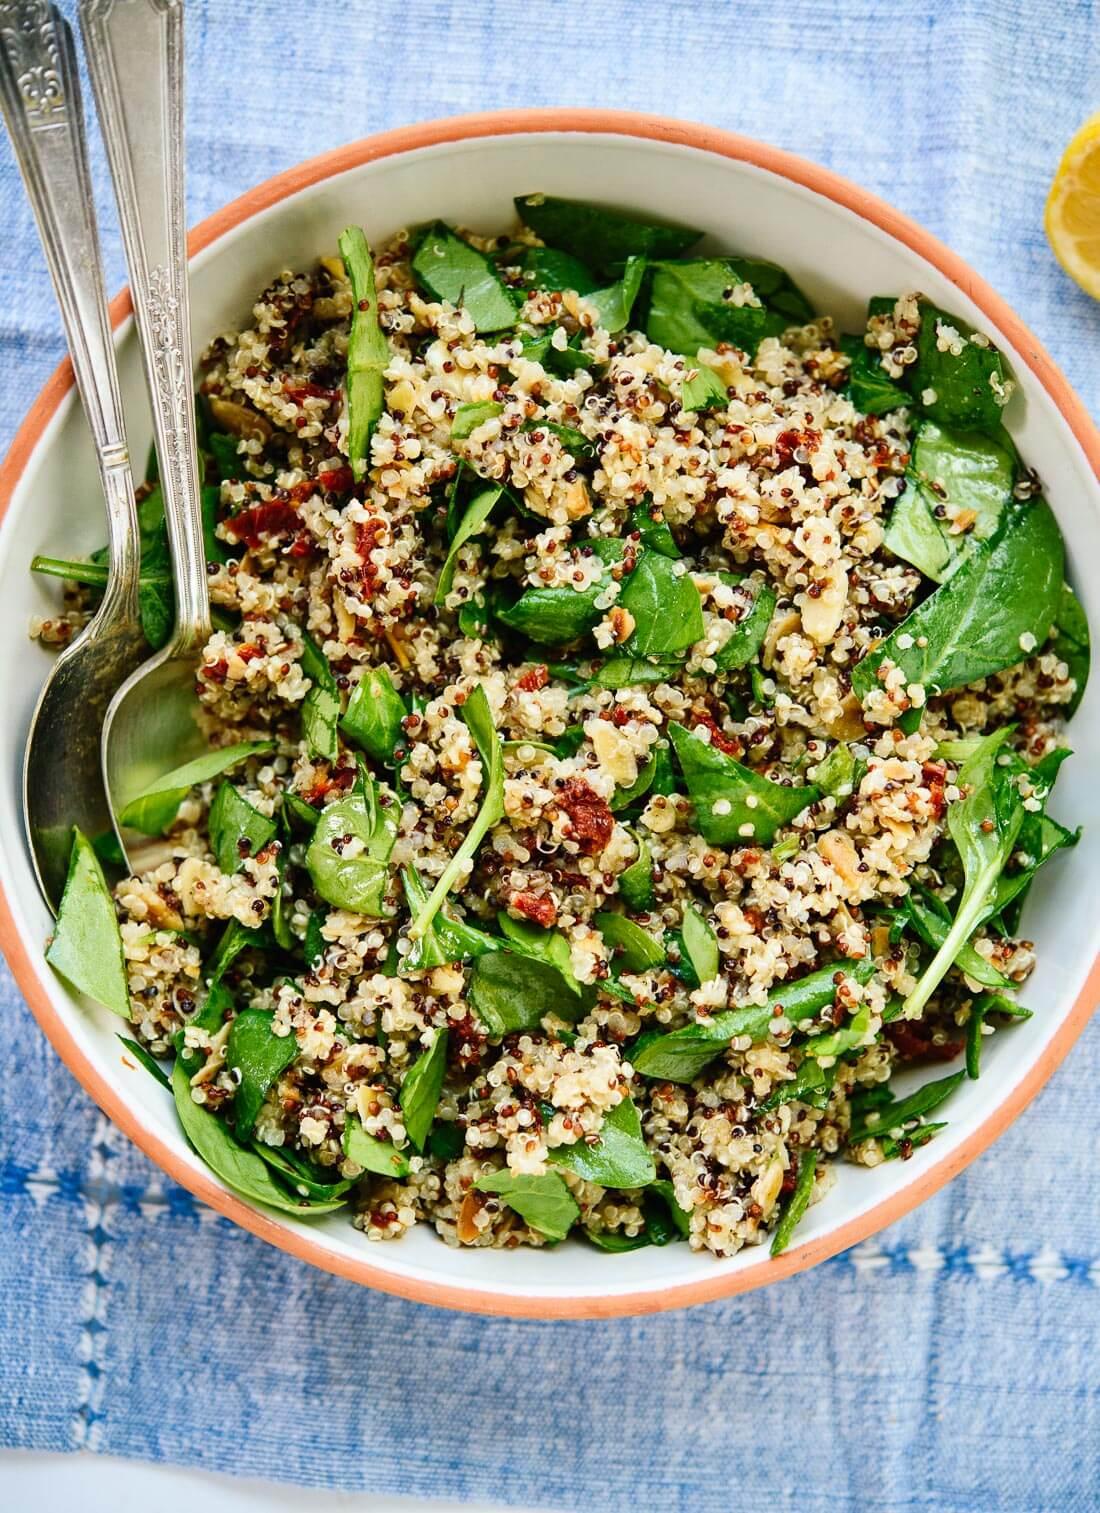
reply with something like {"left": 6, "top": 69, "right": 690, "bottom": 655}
{"left": 557, "top": 777, "right": 613, "bottom": 856}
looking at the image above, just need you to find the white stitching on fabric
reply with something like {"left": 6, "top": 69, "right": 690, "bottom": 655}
{"left": 69, "top": 1116, "right": 115, "bottom": 1451}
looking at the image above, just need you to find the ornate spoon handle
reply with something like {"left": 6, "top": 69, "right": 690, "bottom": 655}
{"left": 80, "top": 0, "right": 210, "bottom": 652}
{"left": 0, "top": 0, "right": 139, "bottom": 616}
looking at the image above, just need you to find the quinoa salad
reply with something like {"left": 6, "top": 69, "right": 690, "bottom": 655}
{"left": 36, "top": 195, "right": 1089, "bottom": 1259}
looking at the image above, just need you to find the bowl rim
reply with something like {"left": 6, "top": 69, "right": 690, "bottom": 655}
{"left": 2, "top": 106, "right": 1098, "bottom": 1318}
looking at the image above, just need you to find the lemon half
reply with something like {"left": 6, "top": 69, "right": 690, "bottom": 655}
{"left": 1046, "top": 111, "right": 1100, "bottom": 299}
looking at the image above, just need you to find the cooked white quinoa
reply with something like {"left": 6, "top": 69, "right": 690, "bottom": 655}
{"left": 37, "top": 214, "right": 1082, "bottom": 1259}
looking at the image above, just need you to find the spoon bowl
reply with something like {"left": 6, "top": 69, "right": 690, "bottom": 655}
{"left": 80, "top": 0, "right": 213, "bottom": 857}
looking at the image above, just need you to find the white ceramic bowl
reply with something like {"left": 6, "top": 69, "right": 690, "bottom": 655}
{"left": 2, "top": 110, "right": 1098, "bottom": 1318}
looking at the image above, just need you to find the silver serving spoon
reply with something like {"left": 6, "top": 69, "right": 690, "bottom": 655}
{"left": 80, "top": 0, "right": 212, "bottom": 863}
{"left": 0, "top": 1, "right": 146, "bottom": 911}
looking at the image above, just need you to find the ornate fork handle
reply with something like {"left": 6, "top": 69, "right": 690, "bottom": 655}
{"left": 80, "top": 0, "right": 210, "bottom": 652}
{"left": 0, "top": 0, "right": 139, "bottom": 610}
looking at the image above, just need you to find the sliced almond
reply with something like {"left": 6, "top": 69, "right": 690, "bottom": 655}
{"left": 456, "top": 1190, "right": 485, "bottom": 1244}
{"left": 752, "top": 1157, "right": 786, "bottom": 1218}
{"left": 762, "top": 607, "right": 800, "bottom": 670}
{"left": 608, "top": 606, "right": 635, "bottom": 644}
{"left": 818, "top": 828, "right": 862, "bottom": 888}
{"left": 562, "top": 478, "right": 592, "bottom": 520}
{"left": 824, "top": 693, "right": 867, "bottom": 742}
{"left": 208, "top": 395, "right": 272, "bottom": 441}
{"left": 387, "top": 378, "right": 417, "bottom": 417}
{"left": 801, "top": 563, "right": 848, "bottom": 645}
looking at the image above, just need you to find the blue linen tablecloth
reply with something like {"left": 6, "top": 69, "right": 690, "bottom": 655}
{"left": 2, "top": 1, "right": 1099, "bottom": 1507}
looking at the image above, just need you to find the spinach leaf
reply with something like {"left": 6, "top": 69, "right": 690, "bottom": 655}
{"left": 226, "top": 1009, "right": 299, "bottom": 1140}
{"left": 851, "top": 497, "right": 1064, "bottom": 712}
{"left": 620, "top": 552, "right": 704, "bottom": 656}
{"left": 521, "top": 417, "right": 596, "bottom": 458}
{"left": 208, "top": 782, "right": 277, "bottom": 875}
{"left": 712, "top": 574, "right": 776, "bottom": 672}
{"left": 647, "top": 260, "right": 769, "bottom": 356}
{"left": 299, "top": 632, "right": 340, "bottom": 763}
{"left": 497, "top": 912, "right": 581, "bottom": 992}
{"left": 547, "top": 1096, "right": 656, "bottom": 1187}
{"left": 428, "top": 1119, "right": 465, "bottom": 1162}
{"left": 408, "top": 685, "right": 503, "bottom": 941}
{"left": 839, "top": 334, "right": 910, "bottom": 415}
{"left": 803, "top": 999, "right": 873, "bottom": 1061}
{"left": 31, "top": 553, "right": 175, "bottom": 652}
{"left": 902, "top": 729, "right": 1032, "bottom": 1017}
{"left": 847, "top": 1068, "right": 965, "bottom": 1146}
{"left": 401, "top": 869, "right": 500, "bottom": 971}
{"left": 769, "top": 1148, "right": 818, "bottom": 1257}
{"left": 680, "top": 903, "right": 719, "bottom": 984}
{"left": 176, "top": 980, "right": 234, "bottom": 1078}
{"left": 303, "top": 909, "right": 327, "bottom": 970}
{"left": 452, "top": 401, "right": 504, "bottom": 440}
{"left": 1051, "top": 580, "right": 1090, "bottom": 716}
{"left": 201, "top": 483, "right": 230, "bottom": 567}
{"left": 118, "top": 740, "right": 275, "bottom": 836}
{"left": 171, "top": 1060, "right": 345, "bottom": 1214}
{"left": 92, "top": 828, "right": 126, "bottom": 869}
{"left": 206, "top": 919, "right": 265, "bottom": 987}
{"left": 341, "top": 664, "right": 407, "bottom": 765}
{"left": 118, "top": 1034, "right": 171, "bottom": 1089}
{"left": 595, "top": 911, "right": 665, "bottom": 973}
{"left": 436, "top": 485, "right": 504, "bottom": 604}
{"left": 584, "top": 255, "right": 646, "bottom": 334}
{"left": 590, "top": 657, "right": 680, "bottom": 691}
{"left": 46, "top": 829, "right": 130, "bottom": 1018}
{"left": 619, "top": 830, "right": 655, "bottom": 910}
{"left": 496, "top": 539, "right": 625, "bottom": 644}
{"left": 758, "top": 1056, "right": 835, "bottom": 1113}
{"left": 892, "top": 885, "right": 1013, "bottom": 990}
{"left": 965, "top": 990, "right": 1032, "bottom": 1079}
{"left": 681, "top": 362, "right": 729, "bottom": 412}
{"left": 473, "top": 1167, "right": 579, "bottom": 1241}
{"left": 285, "top": 792, "right": 321, "bottom": 832}
{"left": 810, "top": 742, "right": 866, "bottom": 801}
{"left": 966, "top": 996, "right": 987, "bottom": 1080}
{"left": 338, "top": 226, "right": 389, "bottom": 481}
{"left": 884, "top": 420, "right": 1015, "bottom": 583}
{"left": 400, "top": 1028, "right": 448, "bottom": 1151}
{"left": 879, "top": 1122, "right": 947, "bottom": 1160}
{"left": 628, "top": 501, "right": 679, "bottom": 558}
{"left": 646, "top": 256, "right": 812, "bottom": 357}
{"left": 305, "top": 768, "right": 398, "bottom": 916}
{"left": 513, "top": 194, "right": 701, "bottom": 273}
{"left": 584, "top": 1179, "right": 690, "bottom": 1251}
{"left": 412, "top": 222, "right": 519, "bottom": 332}
{"left": 468, "top": 950, "right": 592, "bottom": 1036}
{"left": 910, "top": 299, "right": 1011, "bottom": 433}
{"left": 668, "top": 721, "right": 819, "bottom": 846}
{"left": 664, "top": 927, "right": 700, "bottom": 991}
{"left": 342, "top": 1113, "right": 411, "bottom": 1178}
{"left": 207, "top": 430, "right": 243, "bottom": 482}
{"left": 516, "top": 328, "right": 592, "bottom": 375}
{"left": 251, "top": 1143, "right": 353, "bottom": 1200}
{"left": 513, "top": 244, "right": 600, "bottom": 295}
{"left": 633, "top": 956, "right": 874, "bottom": 1082}
{"left": 988, "top": 756, "right": 1078, "bottom": 933}
{"left": 648, "top": 1179, "right": 692, "bottom": 1238}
